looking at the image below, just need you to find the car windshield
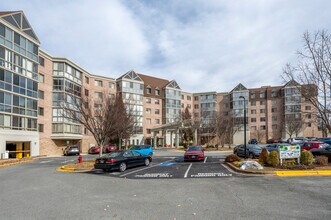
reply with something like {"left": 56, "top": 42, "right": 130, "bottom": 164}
{"left": 130, "top": 146, "right": 139, "bottom": 150}
{"left": 187, "top": 146, "right": 202, "bottom": 151}
{"left": 320, "top": 143, "right": 329, "bottom": 148}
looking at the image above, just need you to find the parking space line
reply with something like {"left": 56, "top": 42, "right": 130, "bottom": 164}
{"left": 204, "top": 157, "right": 208, "bottom": 163}
{"left": 120, "top": 159, "right": 173, "bottom": 177}
{"left": 184, "top": 163, "right": 192, "bottom": 178}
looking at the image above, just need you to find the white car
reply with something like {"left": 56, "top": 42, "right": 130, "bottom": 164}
{"left": 287, "top": 137, "right": 307, "bottom": 143}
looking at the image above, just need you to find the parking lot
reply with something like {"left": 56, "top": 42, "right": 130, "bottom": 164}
{"left": 88, "top": 156, "right": 237, "bottom": 179}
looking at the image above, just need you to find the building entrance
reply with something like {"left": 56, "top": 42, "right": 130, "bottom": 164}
{"left": 6, "top": 142, "right": 31, "bottom": 158}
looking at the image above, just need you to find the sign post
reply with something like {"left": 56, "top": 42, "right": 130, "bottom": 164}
{"left": 278, "top": 145, "right": 301, "bottom": 165}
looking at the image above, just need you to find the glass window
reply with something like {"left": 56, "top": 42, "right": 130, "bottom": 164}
{"left": 0, "top": 24, "right": 4, "bottom": 37}
{"left": 5, "top": 71, "right": 12, "bottom": 83}
{"left": 5, "top": 28, "right": 12, "bottom": 41}
{"left": 4, "top": 93, "right": 11, "bottom": 104}
{"left": 38, "top": 90, "right": 44, "bottom": 99}
{"left": 14, "top": 32, "right": 20, "bottom": 45}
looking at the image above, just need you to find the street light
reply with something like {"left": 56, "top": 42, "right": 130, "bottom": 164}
{"left": 239, "top": 96, "right": 247, "bottom": 159}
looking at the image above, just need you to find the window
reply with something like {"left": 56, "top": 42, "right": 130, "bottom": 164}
{"left": 38, "top": 90, "right": 44, "bottom": 99}
{"left": 155, "top": 109, "right": 160, "bottom": 115}
{"left": 94, "top": 92, "right": 102, "bottom": 99}
{"left": 146, "top": 118, "right": 151, "bottom": 124}
{"left": 307, "top": 122, "right": 311, "bottom": 127}
{"left": 251, "top": 101, "right": 256, "bottom": 106}
{"left": 94, "top": 80, "right": 103, "bottom": 87}
{"left": 251, "top": 118, "right": 256, "bottom": 122}
{"left": 251, "top": 126, "right": 256, "bottom": 130}
{"left": 109, "top": 82, "right": 115, "bottom": 89}
{"left": 250, "top": 93, "right": 256, "bottom": 98}
{"left": 39, "top": 56, "right": 45, "bottom": 66}
{"left": 155, "top": 89, "right": 160, "bottom": 96}
{"left": 146, "top": 108, "right": 151, "bottom": 114}
{"left": 84, "top": 127, "right": 88, "bottom": 135}
{"left": 187, "top": 96, "right": 191, "bottom": 101}
{"left": 181, "top": 95, "right": 184, "bottom": 99}
{"left": 38, "top": 124, "right": 44, "bottom": 132}
{"left": 146, "top": 98, "right": 151, "bottom": 104}
{"left": 85, "top": 76, "right": 89, "bottom": 84}
{"left": 260, "top": 117, "right": 266, "bottom": 122}
{"left": 260, "top": 91, "right": 265, "bottom": 98}
{"left": 260, "top": 101, "right": 265, "bottom": 105}
{"left": 147, "top": 129, "right": 151, "bottom": 134}
{"left": 194, "top": 104, "right": 199, "bottom": 109}
{"left": 271, "top": 90, "right": 277, "bottom": 97}
{"left": 260, "top": 125, "right": 266, "bottom": 130}
{"left": 39, "top": 73, "right": 45, "bottom": 83}
{"left": 272, "top": 100, "right": 277, "bottom": 105}
{"left": 38, "top": 107, "right": 44, "bottom": 116}
{"left": 146, "top": 87, "right": 151, "bottom": 94}
{"left": 155, "top": 99, "right": 159, "bottom": 104}
{"left": 155, "top": 119, "right": 160, "bottom": 124}
{"left": 306, "top": 113, "right": 311, "bottom": 119}
{"left": 187, "top": 104, "right": 191, "bottom": 109}
{"left": 181, "top": 103, "right": 184, "bottom": 108}
{"left": 272, "top": 116, "right": 277, "bottom": 121}
{"left": 251, "top": 110, "right": 256, "bottom": 114}
{"left": 260, "top": 109, "right": 266, "bottom": 114}
{"left": 194, "top": 96, "right": 199, "bottom": 101}
{"left": 305, "top": 106, "right": 311, "bottom": 111}
{"left": 271, "top": 108, "right": 277, "bottom": 113}
{"left": 85, "top": 89, "right": 89, "bottom": 96}
{"left": 272, "top": 124, "right": 278, "bottom": 130}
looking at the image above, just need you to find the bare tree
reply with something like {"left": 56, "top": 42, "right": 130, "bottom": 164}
{"left": 180, "top": 106, "right": 194, "bottom": 144}
{"left": 252, "top": 129, "right": 266, "bottom": 143}
{"left": 283, "top": 30, "right": 331, "bottom": 136}
{"left": 213, "top": 112, "right": 240, "bottom": 148}
{"left": 284, "top": 114, "right": 305, "bottom": 138}
{"left": 65, "top": 92, "right": 135, "bottom": 156}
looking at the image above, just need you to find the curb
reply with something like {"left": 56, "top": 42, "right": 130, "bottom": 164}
{"left": 0, "top": 159, "right": 33, "bottom": 168}
{"left": 56, "top": 166, "right": 75, "bottom": 172}
{"left": 225, "top": 162, "right": 276, "bottom": 175}
{"left": 276, "top": 170, "right": 331, "bottom": 176}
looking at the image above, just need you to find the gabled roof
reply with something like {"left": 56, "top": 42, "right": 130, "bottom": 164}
{"left": 0, "top": 10, "right": 40, "bottom": 44}
{"left": 138, "top": 73, "right": 169, "bottom": 89}
{"left": 117, "top": 70, "right": 143, "bottom": 82}
{"left": 283, "top": 79, "right": 300, "bottom": 88}
{"left": 230, "top": 83, "right": 247, "bottom": 93}
{"left": 166, "top": 80, "right": 181, "bottom": 90}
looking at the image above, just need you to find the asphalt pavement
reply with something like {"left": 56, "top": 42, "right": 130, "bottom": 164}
{"left": 0, "top": 150, "right": 330, "bottom": 220}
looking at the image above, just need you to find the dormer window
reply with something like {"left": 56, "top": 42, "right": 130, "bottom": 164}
{"left": 155, "top": 87, "right": 160, "bottom": 96}
{"left": 146, "top": 85, "right": 151, "bottom": 94}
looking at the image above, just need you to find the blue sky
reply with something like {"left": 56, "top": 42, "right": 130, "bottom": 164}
{"left": 1, "top": 0, "right": 331, "bottom": 92}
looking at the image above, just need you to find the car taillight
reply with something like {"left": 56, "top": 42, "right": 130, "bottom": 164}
{"left": 95, "top": 159, "right": 98, "bottom": 163}
{"left": 106, "top": 159, "right": 116, "bottom": 163}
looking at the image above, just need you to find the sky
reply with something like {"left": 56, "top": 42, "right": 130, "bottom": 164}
{"left": 1, "top": 0, "right": 331, "bottom": 93}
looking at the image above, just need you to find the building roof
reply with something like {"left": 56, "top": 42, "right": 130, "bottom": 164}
{"left": 138, "top": 73, "right": 169, "bottom": 88}
{"left": 0, "top": 10, "right": 40, "bottom": 44}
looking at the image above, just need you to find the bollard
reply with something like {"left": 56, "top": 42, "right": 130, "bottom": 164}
{"left": 78, "top": 155, "right": 82, "bottom": 163}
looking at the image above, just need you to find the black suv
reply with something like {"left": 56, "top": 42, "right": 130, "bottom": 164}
{"left": 248, "top": 139, "right": 258, "bottom": 144}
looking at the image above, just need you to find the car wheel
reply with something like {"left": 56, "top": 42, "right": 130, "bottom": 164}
{"left": 144, "top": 158, "right": 150, "bottom": 166}
{"left": 119, "top": 162, "right": 127, "bottom": 172}
{"left": 249, "top": 153, "right": 254, "bottom": 159}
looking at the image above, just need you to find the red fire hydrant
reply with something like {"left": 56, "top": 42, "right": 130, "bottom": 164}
{"left": 78, "top": 155, "right": 83, "bottom": 163}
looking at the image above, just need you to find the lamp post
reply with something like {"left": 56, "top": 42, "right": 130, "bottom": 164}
{"left": 239, "top": 96, "right": 247, "bottom": 159}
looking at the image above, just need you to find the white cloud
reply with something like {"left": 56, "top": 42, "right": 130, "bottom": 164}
{"left": 1, "top": 0, "right": 331, "bottom": 92}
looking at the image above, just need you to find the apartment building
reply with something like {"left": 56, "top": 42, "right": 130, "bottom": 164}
{"left": 0, "top": 10, "right": 321, "bottom": 158}
{"left": 0, "top": 11, "right": 40, "bottom": 158}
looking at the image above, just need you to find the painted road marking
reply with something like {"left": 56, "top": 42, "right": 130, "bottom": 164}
{"left": 159, "top": 161, "right": 176, "bottom": 167}
{"left": 204, "top": 157, "right": 208, "bottom": 163}
{"left": 184, "top": 163, "right": 193, "bottom": 178}
{"left": 120, "top": 159, "right": 173, "bottom": 177}
{"left": 190, "top": 172, "right": 232, "bottom": 178}
{"left": 135, "top": 173, "right": 173, "bottom": 178}
{"left": 40, "top": 160, "right": 53, "bottom": 164}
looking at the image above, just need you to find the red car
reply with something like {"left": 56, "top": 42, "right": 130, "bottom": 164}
{"left": 301, "top": 142, "right": 329, "bottom": 151}
{"left": 267, "top": 139, "right": 280, "bottom": 144}
{"left": 88, "top": 146, "right": 100, "bottom": 154}
{"left": 102, "top": 144, "right": 118, "bottom": 153}
{"left": 184, "top": 146, "right": 205, "bottom": 161}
